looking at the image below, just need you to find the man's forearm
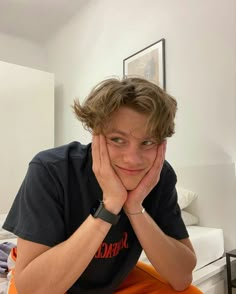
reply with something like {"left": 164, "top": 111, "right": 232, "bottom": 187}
{"left": 15, "top": 215, "right": 112, "bottom": 294}
{"left": 126, "top": 210, "right": 196, "bottom": 291}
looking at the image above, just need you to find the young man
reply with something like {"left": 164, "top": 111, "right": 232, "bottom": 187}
{"left": 3, "top": 77, "right": 202, "bottom": 293}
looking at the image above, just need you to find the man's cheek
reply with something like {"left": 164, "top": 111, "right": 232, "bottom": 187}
{"left": 106, "top": 143, "right": 117, "bottom": 159}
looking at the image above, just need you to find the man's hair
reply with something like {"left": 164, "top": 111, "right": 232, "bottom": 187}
{"left": 73, "top": 77, "right": 177, "bottom": 143}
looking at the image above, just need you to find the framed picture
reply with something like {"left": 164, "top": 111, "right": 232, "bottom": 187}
{"left": 123, "top": 38, "right": 166, "bottom": 90}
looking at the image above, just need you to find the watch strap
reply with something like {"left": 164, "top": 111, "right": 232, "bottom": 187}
{"left": 92, "top": 200, "right": 120, "bottom": 225}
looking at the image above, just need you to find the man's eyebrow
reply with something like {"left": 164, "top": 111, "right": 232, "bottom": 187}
{"left": 105, "top": 129, "right": 154, "bottom": 140}
{"left": 105, "top": 129, "right": 129, "bottom": 136}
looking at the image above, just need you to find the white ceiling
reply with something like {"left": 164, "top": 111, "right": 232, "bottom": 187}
{"left": 0, "top": 0, "right": 86, "bottom": 43}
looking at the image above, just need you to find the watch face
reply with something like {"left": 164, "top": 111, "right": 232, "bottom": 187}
{"left": 90, "top": 199, "right": 102, "bottom": 216}
{"left": 90, "top": 199, "right": 120, "bottom": 225}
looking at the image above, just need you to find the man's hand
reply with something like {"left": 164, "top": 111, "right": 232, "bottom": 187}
{"left": 124, "top": 141, "right": 167, "bottom": 213}
{"left": 92, "top": 135, "right": 127, "bottom": 214}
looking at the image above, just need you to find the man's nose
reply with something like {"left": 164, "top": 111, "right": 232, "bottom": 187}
{"left": 122, "top": 145, "right": 142, "bottom": 164}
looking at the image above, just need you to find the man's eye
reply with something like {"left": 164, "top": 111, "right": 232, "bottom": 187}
{"left": 142, "top": 140, "right": 154, "bottom": 146}
{"left": 111, "top": 137, "right": 124, "bottom": 144}
{"left": 141, "top": 140, "right": 157, "bottom": 149}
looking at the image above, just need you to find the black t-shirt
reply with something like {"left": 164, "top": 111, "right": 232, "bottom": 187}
{"left": 3, "top": 141, "right": 188, "bottom": 294}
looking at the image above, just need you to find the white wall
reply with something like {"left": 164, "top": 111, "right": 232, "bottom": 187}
{"left": 0, "top": 61, "right": 54, "bottom": 213}
{"left": 45, "top": 0, "right": 236, "bottom": 250}
{"left": 0, "top": 32, "right": 48, "bottom": 71}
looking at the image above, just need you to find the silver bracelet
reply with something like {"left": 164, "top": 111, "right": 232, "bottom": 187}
{"left": 125, "top": 207, "right": 145, "bottom": 215}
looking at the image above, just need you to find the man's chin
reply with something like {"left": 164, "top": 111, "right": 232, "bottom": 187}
{"left": 117, "top": 173, "right": 143, "bottom": 191}
{"left": 123, "top": 181, "right": 140, "bottom": 191}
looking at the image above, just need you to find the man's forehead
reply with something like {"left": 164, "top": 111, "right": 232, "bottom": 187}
{"left": 103, "top": 106, "right": 153, "bottom": 139}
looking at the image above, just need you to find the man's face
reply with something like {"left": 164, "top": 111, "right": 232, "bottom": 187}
{"left": 103, "top": 106, "right": 158, "bottom": 191}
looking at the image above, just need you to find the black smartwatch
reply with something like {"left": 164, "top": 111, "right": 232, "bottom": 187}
{"left": 90, "top": 200, "right": 120, "bottom": 225}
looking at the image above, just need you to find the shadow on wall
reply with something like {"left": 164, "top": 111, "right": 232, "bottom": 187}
{"left": 54, "top": 84, "right": 64, "bottom": 146}
{"left": 174, "top": 162, "right": 236, "bottom": 251}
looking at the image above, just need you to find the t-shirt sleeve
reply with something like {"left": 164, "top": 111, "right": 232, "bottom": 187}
{"left": 154, "top": 163, "right": 189, "bottom": 240}
{"left": 3, "top": 160, "right": 66, "bottom": 247}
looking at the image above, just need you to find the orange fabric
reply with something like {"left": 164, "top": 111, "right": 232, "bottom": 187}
{"left": 7, "top": 248, "right": 17, "bottom": 294}
{"left": 7, "top": 269, "right": 17, "bottom": 294}
{"left": 115, "top": 261, "right": 203, "bottom": 294}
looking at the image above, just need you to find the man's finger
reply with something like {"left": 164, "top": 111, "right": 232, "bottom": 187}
{"left": 99, "top": 134, "right": 110, "bottom": 166}
{"left": 92, "top": 135, "right": 101, "bottom": 166}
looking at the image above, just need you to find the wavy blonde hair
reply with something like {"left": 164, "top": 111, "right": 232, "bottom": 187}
{"left": 73, "top": 77, "right": 177, "bottom": 143}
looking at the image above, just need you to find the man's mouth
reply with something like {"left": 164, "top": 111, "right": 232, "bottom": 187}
{"left": 116, "top": 165, "right": 144, "bottom": 175}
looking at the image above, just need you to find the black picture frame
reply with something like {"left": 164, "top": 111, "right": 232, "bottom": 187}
{"left": 123, "top": 38, "right": 166, "bottom": 90}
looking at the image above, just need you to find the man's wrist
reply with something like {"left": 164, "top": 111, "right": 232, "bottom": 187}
{"left": 124, "top": 206, "right": 145, "bottom": 215}
{"left": 103, "top": 199, "right": 123, "bottom": 215}
{"left": 90, "top": 200, "right": 121, "bottom": 225}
